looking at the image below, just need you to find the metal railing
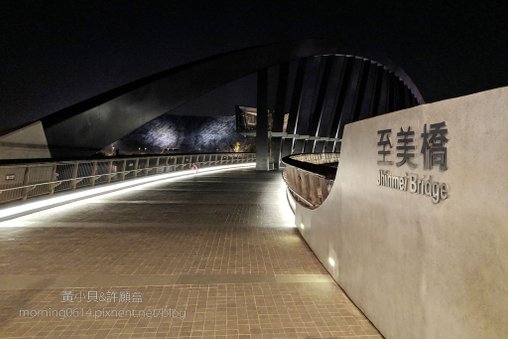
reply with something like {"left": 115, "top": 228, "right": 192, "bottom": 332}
{"left": 288, "top": 153, "right": 340, "bottom": 165}
{"left": 281, "top": 153, "right": 338, "bottom": 209}
{"left": 0, "top": 153, "right": 255, "bottom": 205}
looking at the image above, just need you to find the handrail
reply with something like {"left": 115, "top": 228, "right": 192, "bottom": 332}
{"left": 0, "top": 153, "right": 255, "bottom": 205}
{"left": 0, "top": 160, "right": 219, "bottom": 193}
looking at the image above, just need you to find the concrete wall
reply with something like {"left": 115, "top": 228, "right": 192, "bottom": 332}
{"left": 295, "top": 86, "right": 508, "bottom": 338}
{"left": 0, "top": 122, "right": 51, "bottom": 160}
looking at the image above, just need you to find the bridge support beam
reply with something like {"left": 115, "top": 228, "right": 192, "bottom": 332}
{"left": 256, "top": 69, "right": 270, "bottom": 171}
{"left": 270, "top": 63, "right": 289, "bottom": 170}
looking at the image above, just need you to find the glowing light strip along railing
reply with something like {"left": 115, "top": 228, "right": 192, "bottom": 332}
{"left": 0, "top": 162, "right": 255, "bottom": 222}
{"left": 0, "top": 153, "right": 255, "bottom": 206}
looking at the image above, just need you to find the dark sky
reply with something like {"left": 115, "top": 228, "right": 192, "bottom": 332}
{"left": 1, "top": 1, "right": 507, "bottom": 132}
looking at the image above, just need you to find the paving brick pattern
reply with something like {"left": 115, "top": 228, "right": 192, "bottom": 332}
{"left": 0, "top": 168, "right": 381, "bottom": 338}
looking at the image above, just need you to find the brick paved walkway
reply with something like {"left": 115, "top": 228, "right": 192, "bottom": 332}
{"left": 0, "top": 168, "right": 381, "bottom": 338}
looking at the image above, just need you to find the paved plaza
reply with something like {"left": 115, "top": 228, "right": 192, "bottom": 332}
{"left": 0, "top": 168, "right": 381, "bottom": 338}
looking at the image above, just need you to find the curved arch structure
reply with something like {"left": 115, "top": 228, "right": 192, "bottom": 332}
{"left": 2, "top": 39, "right": 424, "bottom": 159}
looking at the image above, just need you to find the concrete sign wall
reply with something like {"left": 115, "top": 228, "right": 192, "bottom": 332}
{"left": 295, "top": 86, "right": 508, "bottom": 338}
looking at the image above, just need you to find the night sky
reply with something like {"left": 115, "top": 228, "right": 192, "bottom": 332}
{"left": 1, "top": 1, "right": 507, "bottom": 133}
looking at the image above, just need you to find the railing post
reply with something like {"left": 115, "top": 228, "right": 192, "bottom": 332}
{"left": 164, "top": 156, "right": 169, "bottom": 172}
{"left": 133, "top": 158, "right": 139, "bottom": 178}
{"left": 155, "top": 157, "right": 160, "bottom": 174}
{"left": 145, "top": 158, "right": 150, "bottom": 176}
{"left": 21, "top": 166, "right": 31, "bottom": 200}
{"left": 121, "top": 160, "right": 127, "bottom": 181}
{"left": 108, "top": 160, "right": 113, "bottom": 183}
{"left": 90, "top": 161, "right": 98, "bottom": 187}
{"left": 49, "top": 163, "right": 58, "bottom": 195}
{"left": 71, "top": 162, "right": 79, "bottom": 191}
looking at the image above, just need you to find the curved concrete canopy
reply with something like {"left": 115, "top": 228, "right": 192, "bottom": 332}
{"left": 37, "top": 39, "right": 423, "bottom": 158}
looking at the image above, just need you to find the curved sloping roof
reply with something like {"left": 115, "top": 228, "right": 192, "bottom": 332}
{"left": 37, "top": 39, "right": 422, "bottom": 157}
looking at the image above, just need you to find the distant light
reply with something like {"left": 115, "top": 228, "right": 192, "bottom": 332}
{"left": 299, "top": 222, "right": 305, "bottom": 230}
{"left": 328, "top": 257, "right": 336, "bottom": 267}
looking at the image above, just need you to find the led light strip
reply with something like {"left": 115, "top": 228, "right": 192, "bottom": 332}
{"left": 0, "top": 163, "right": 255, "bottom": 223}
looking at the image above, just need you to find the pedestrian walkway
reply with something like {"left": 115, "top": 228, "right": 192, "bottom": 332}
{"left": 0, "top": 167, "right": 381, "bottom": 338}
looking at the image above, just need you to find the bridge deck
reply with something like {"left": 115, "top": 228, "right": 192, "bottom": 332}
{"left": 0, "top": 168, "right": 380, "bottom": 338}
